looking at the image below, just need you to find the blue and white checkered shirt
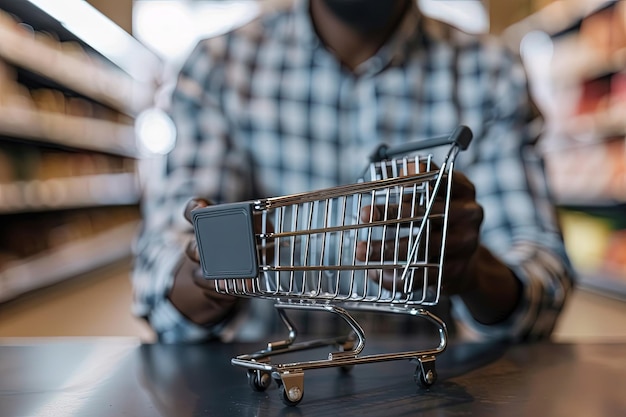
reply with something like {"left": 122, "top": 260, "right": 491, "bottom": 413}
{"left": 132, "top": 0, "right": 574, "bottom": 343}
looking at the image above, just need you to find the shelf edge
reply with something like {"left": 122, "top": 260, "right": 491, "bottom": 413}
{"left": 576, "top": 270, "right": 626, "bottom": 301}
{"left": 0, "top": 106, "right": 138, "bottom": 157}
{"left": 0, "top": 173, "right": 140, "bottom": 214}
{"left": 0, "top": 16, "right": 154, "bottom": 115}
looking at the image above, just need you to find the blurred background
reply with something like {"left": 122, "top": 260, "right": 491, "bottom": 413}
{"left": 0, "top": 0, "right": 624, "bottom": 343}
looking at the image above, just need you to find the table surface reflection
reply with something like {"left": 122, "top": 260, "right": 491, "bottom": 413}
{"left": 1, "top": 337, "right": 625, "bottom": 417}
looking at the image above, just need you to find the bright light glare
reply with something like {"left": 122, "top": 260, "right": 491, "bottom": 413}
{"left": 30, "top": 343, "right": 138, "bottom": 417}
{"left": 135, "top": 108, "right": 177, "bottom": 155}
{"left": 520, "top": 30, "right": 554, "bottom": 63}
{"left": 133, "top": 0, "right": 259, "bottom": 63}
{"left": 134, "top": 2, "right": 197, "bottom": 63}
{"left": 520, "top": 30, "right": 555, "bottom": 115}
{"left": 417, "top": 0, "right": 489, "bottom": 34}
{"left": 27, "top": 0, "right": 159, "bottom": 81}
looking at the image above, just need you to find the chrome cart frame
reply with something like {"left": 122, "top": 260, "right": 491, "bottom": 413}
{"left": 192, "top": 126, "right": 473, "bottom": 406}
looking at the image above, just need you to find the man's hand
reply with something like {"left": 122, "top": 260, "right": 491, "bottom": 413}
{"left": 167, "top": 198, "right": 240, "bottom": 327}
{"left": 355, "top": 164, "right": 521, "bottom": 324}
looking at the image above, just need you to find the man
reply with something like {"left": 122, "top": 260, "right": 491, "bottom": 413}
{"left": 132, "top": 0, "right": 574, "bottom": 343}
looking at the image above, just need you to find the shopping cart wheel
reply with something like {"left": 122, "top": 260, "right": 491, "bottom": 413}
{"left": 280, "top": 386, "right": 304, "bottom": 407}
{"left": 276, "top": 372, "right": 304, "bottom": 406}
{"left": 414, "top": 357, "right": 437, "bottom": 389}
{"left": 247, "top": 369, "right": 272, "bottom": 392}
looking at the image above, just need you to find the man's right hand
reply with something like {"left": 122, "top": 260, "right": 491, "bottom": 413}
{"left": 167, "top": 198, "right": 240, "bottom": 327}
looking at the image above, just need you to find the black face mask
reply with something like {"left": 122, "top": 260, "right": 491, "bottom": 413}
{"left": 322, "top": 0, "right": 409, "bottom": 34}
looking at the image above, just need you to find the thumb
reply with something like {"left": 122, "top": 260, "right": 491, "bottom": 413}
{"left": 184, "top": 198, "right": 212, "bottom": 223}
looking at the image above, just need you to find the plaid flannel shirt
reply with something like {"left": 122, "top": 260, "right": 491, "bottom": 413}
{"left": 132, "top": 0, "right": 574, "bottom": 343}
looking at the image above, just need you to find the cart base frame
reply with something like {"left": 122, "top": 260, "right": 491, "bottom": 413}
{"left": 231, "top": 302, "right": 448, "bottom": 406}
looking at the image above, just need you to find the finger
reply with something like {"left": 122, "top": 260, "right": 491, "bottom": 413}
{"left": 366, "top": 201, "right": 474, "bottom": 265}
{"left": 408, "top": 162, "right": 476, "bottom": 202}
{"left": 448, "top": 169, "right": 476, "bottom": 199}
{"left": 253, "top": 212, "right": 276, "bottom": 261}
{"left": 361, "top": 160, "right": 431, "bottom": 223}
{"left": 381, "top": 160, "right": 435, "bottom": 177}
{"left": 355, "top": 231, "right": 430, "bottom": 263}
{"left": 185, "top": 238, "right": 201, "bottom": 263}
{"left": 427, "top": 201, "right": 482, "bottom": 294}
{"left": 187, "top": 258, "right": 256, "bottom": 295}
{"left": 184, "top": 198, "right": 212, "bottom": 223}
{"left": 370, "top": 263, "right": 441, "bottom": 292}
{"left": 418, "top": 160, "right": 476, "bottom": 201}
{"left": 360, "top": 196, "right": 437, "bottom": 223}
{"left": 187, "top": 241, "right": 257, "bottom": 293}
{"left": 375, "top": 160, "right": 475, "bottom": 203}
{"left": 428, "top": 200, "right": 483, "bottom": 259}
{"left": 360, "top": 204, "right": 379, "bottom": 223}
{"left": 361, "top": 181, "right": 454, "bottom": 225}
{"left": 358, "top": 232, "right": 441, "bottom": 292}
{"left": 212, "top": 276, "right": 257, "bottom": 295}
{"left": 253, "top": 211, "right": 275, "bottom": 235}
{"left": 356, "top": 238, "right": 410, "bottom": 262}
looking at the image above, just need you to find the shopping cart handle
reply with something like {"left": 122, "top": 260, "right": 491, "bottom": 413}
{"left": 369, "top": 125, "right": 473, "bottom": 162}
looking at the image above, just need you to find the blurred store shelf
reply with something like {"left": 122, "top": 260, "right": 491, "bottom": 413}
{"left": 0, "top": 173, "right": 139, "bottom": 214}
{"left": 0, "top": 106, "right": 137, "bottom": 157}
{"left": 0, "top": 220, "right": 139, "bottom": 303}
{"left": 0, "top": 1, "right": 162, "bottom": 302}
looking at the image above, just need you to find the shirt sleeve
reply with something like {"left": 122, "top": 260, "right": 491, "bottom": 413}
{"left": 131, "top": 38, "right": 256, "bottom": 343}
{"left": 451, "top": 44, "right": 575, "bottom": 343}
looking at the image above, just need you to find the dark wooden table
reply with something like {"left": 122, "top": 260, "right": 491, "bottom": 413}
{"left": 1, "top": 337, "right": 624, "bottom": 416}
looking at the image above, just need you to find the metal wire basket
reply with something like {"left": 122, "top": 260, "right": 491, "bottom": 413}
{"left": 193, "top": 125, "right": 473, "bottom": 406}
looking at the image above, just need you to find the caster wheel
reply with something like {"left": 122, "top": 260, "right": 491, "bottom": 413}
{"left": 414, "top": 364, "right": 437, "bottom": 388}
{"left": 247, "top": 370, "right": 271, "bottom": 392}
{"left": 280, "top": 385, "right": 303, "bottom": 406}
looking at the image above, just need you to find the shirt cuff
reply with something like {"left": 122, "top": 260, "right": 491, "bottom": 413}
{"left": 150, "top": 298, "right": 216, "bottom": 343}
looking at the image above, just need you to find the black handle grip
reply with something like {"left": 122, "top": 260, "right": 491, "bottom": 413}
{"left": 369, "top": 125, "right": 473, "bottom": 162}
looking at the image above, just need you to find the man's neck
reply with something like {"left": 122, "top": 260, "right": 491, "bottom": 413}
{"left": 309, "top": 0, "right": 408, "bottom": 71}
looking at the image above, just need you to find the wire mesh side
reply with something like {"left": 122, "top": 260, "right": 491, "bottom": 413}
{"left": 213, "top": 155, "right": 449, "bottom": 306}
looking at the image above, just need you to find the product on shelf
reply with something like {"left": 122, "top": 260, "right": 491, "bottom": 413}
{"left": 579, "top": 0, "right": 626, "bottom": 62}
{"left": 604, "top": 229, "right": 626, "bottom": 275}
{"left": 0, "top": 60, "right": 34, "bottom": 110}
{"left": 611, "top": 71, "right": 626, "bottom": 109}
{"left": 0, "top": 149, "right": 13, "bottom": 183}
{"left": 559, "top": 209, "right": 612, "bottom": 273}
{"left": 0, "top": 206, "right": 140, "bottom": 259}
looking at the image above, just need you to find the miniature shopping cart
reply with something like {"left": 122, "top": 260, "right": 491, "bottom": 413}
{"left": 192, "top": 125, "right": 473, "bottom": 406}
